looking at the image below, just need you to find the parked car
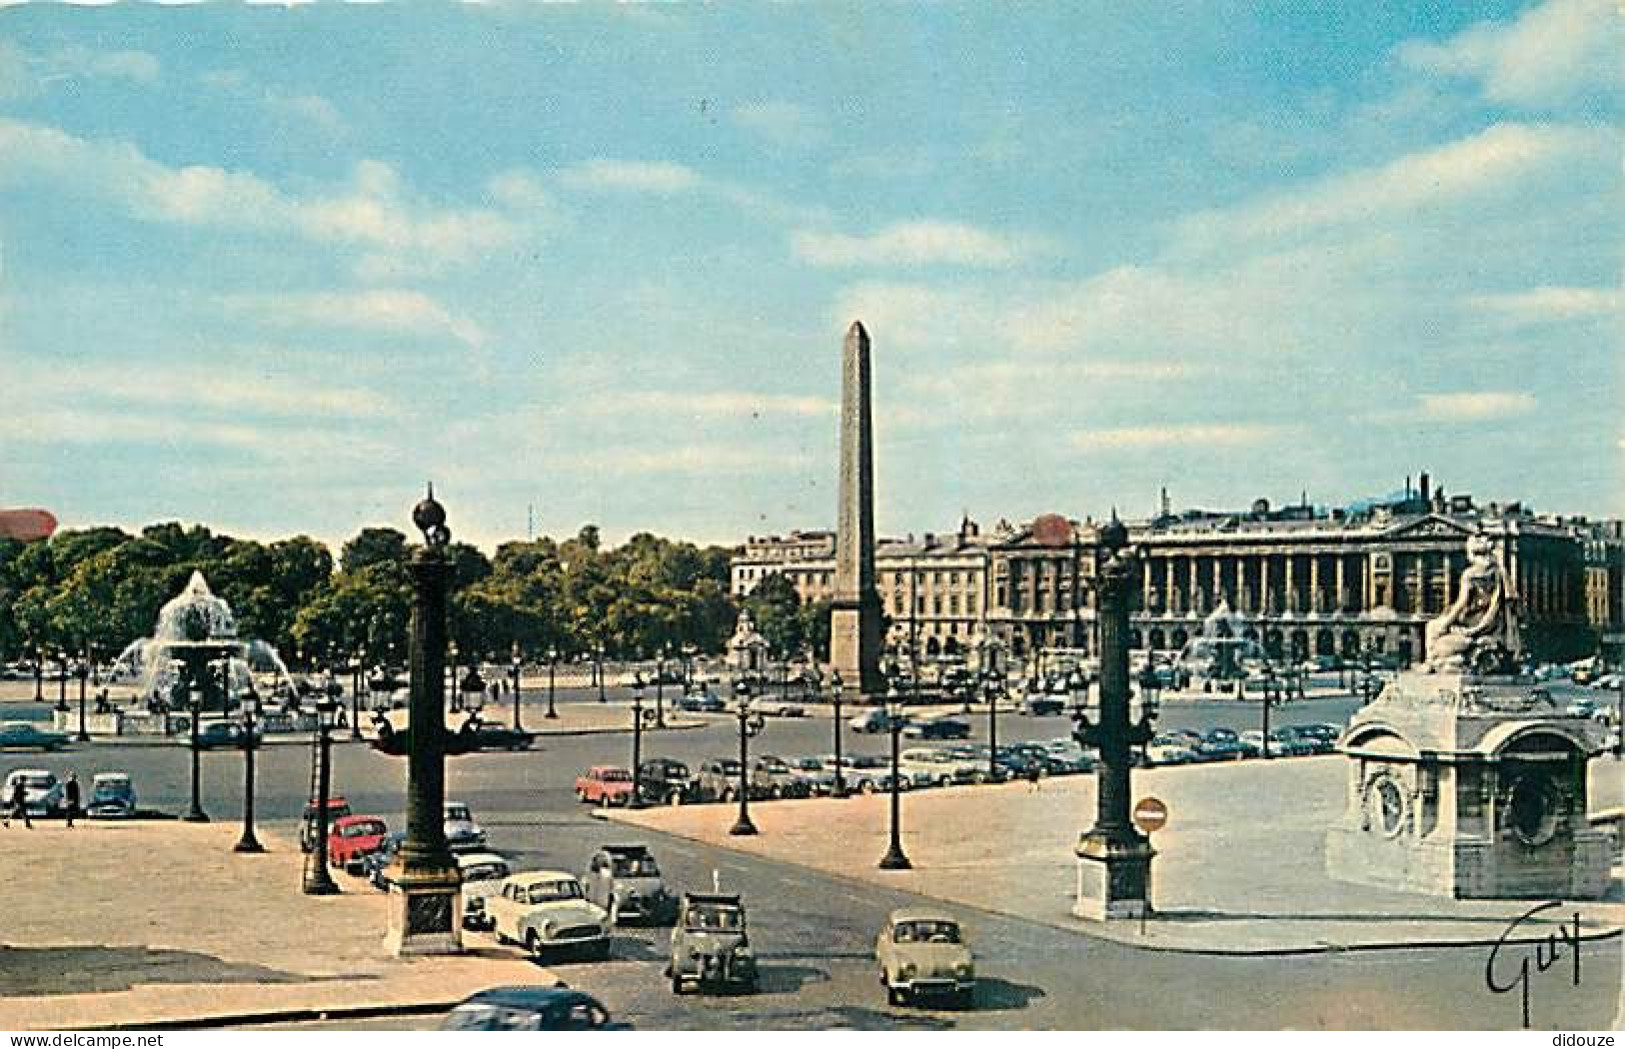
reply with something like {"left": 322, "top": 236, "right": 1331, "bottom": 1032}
{"left": 849, "top": 708, "right": 890, "bottom": 734}
{"left": 575, "top": 766, "right": 637, "bottom": 807}
{"left": 678, "top": 691, "right": 726, "bottom": 713}
{"left": 1196, "top": 730, "right": 1247, "bottom": 762}
{"left": 457, "top": 851, "right": 512, "bottom": 930}
{"left": 1144, "top": 735, "right": 1199, "bottom": 766}
{"left": 1240, "top": 728, "right": 1314, "bottom": 757}
{"left": 583, "top": 844, "right": 676, "bottom": 925}
{"left": 667, "top": 893, "right": 757, "bottom": 994}
{"left": 903, "top": 717, "right": 971, "bottom": 741}
{"left": 693, "top": 758, "right": 751, "bottom": 803}
{"left": 755, "top": 700, "right": 807, "bottom": 718}
{"left": 3, "top": 769, "right": 64, "bottom": 815}
{"left": 193, "top": 721, "right": 261, "bottom": 750}
{"left": 444, "top": 801, "right": 487, "bottom": 851}
{"left": 86, "top": 771, "right": 137, "bottom": 818}
{"left": 1288, "top": 723, "right": 1342, "bottom": 753}
{"left": 638, "top": 757, "right": 694, "bottom": 805}
{"left": 1565, "top": 698, "right": 1599, "bottom": 719}
{"left": 876, "top": 909, "right": 975, "bottom": 1007}
{"left": 788, "top": 756, "right": 837, "bottom": 795}
{"left": 487, "top": 871, "right": 610, "bottom": 959}
{"left": 362, "top": 831, "right": 407, "bottom": 891}
{"left": 299, "top": 797, "right": 353, "bottom": 853}
{"left": 328, "top": 815, "right": 390, "bottom": 874}
{"left": 822, "top": 754, "right": 893, "bottom": 794}
{"left": 440, "top": 987, "right": 614, "bottom": 1031}
{"left": 1019, "top": 695, "right": 1066, "bottom": 717}
{"left": 462, "top": 721, "right": 535, "bottom": 752}
{"left": 901, "top": 747, "right": 977, "bottom": 787}
{"left": 750, "top": 755, "right": 811, "bottom": 799}
{"left": 0, "top": 722, "right": 68, "bottom": 752}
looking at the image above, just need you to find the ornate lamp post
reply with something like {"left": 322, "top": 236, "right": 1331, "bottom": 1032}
{"left": 728, "top": 680, "right": 766, "bottom": 836}
{"left": 628, "top": 675, "right": 658, "bottom": 809}
{"left": 654, "top": 643, "right": 669, "bottom": 727}
{"left": 56, "top": 650, "right": 69, "bottom": 712}
{"left": 595, "top": 644, "right": 607, "bottom": 704}
{"left": 829, "top": 669, "right": 847, "bottom": 798}
{"left": 545, "top": 648, "right": 559, "bottom": 719}
{"left": 384, "top": 486, "right": 462, "bottom": 955}
{"left": 1260, "top": 661, "right": 1278, "bottom": 759}
{"left": 234, "top": 683, "right": 264, "bottom": 854}
{"left": 509, "top": 644, "right": 524, "bottom": 733}
{"left": 349, "top": 650, "right": 364, "bottom": 741}
{"left": 182, "top": 659, "right": 209, "bottom": 823}
{"left": 879, "top": 681, "right": 912, "bottom": 870}
{"left": 447, "top": 642, "right": 461, "bottom": 713}
{"left": 983, "top": 675, "right": 1002, "bottom": 784}
{"left": 300, "top": 690, "right": 340, "bottom": 894}
{"left": 1071, "top": 515, "right": 1155, "bottom": 919}
{"left": 75, "top": 643, "right": 91, "bottom": 742}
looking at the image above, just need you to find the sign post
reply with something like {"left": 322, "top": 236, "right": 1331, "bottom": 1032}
{"left": 1130, "top": 797, "right": 1169, "bottom": 934}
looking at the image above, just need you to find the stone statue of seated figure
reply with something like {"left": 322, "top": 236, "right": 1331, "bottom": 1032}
{"left": 1424, "top": 533, "right": 1521, "bottom": 675}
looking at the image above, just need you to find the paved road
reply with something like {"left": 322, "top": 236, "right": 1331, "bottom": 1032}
{"left": 8, "top": 693, "right": 1620, "bottom": 1029}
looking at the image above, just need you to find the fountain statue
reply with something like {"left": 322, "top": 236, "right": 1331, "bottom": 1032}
{"left": 1422, "top": 532, "right": 1521, "bottom": 675}
{"left": 1174, "top": 598, "right": 1266, "bottom": 682}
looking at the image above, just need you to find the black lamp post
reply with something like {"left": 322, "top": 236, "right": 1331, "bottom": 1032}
{"left": 1260, "top": 662, "right": 1277, "bottom": 759}
{"left": 183, "top": 659, "right": 209, "bottom": 823}
{"left": 234, "top": 683, "right": 264, "bottom": 854}
{"left": 545, "top": 648, "right": 559, "bottom": 719}
{"left": 447, "top": 642, "right": 461, "bottom": 713}
{"left": 595, "top": 644, "right": 607, "bottom": 703}
{"left": 829, "top": 669, "right": 847, "bottom": 798}
{"left": 301, "top": 691, "right": 340, "bottom": 894}
{"left": 349, "top": 650, "right": 364, "bottom": 741}
{"left": 509, "top": 644, "right": 524, "bottom": 732}
{"left": 56, "top": 650, "right": 69, "bottom": 712}
{"left": 729, "top": 680, "right": 766, "bottom": 836}
{"left": 629, "top": 675, "right": 658, "bottom": 809}
{"left": 879, "top": 681, "right": 912, "bottom": 870}
{"left": 31, "top": 642, "right": 43, "bottom": 702}
{"left": 984, "top": 676, "right": 1001, "bottom": 784}
{"left": 654, "top": 643, "right": 669, "bottom": 728}
{"left": 75, "top": 643, "right": 91, "bottom": 742}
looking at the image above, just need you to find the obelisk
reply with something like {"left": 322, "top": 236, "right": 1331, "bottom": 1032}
{"left": 830, "top": 320, "right": 884, "bottom": 700}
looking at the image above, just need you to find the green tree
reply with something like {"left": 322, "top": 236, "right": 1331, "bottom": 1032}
{"left": 743, "top": 573, "right": 803, "bottom": 657}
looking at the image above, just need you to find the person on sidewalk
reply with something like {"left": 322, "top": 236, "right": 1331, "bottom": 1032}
{"left": 63, "top": 771, "right": 80, "bottom": 828}
{"left": 5, "top": 777, "right": 32, "bottom": 829}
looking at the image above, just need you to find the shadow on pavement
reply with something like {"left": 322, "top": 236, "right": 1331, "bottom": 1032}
{"left": 755, "top": 963, "right": 831, "bottom": 995}
{"left": 968, "top": 976, "right": 1046, "bottom": 1012}
{"left": 0, "top": 945, "right": 345, "bottom": 996}
{"left": 822, "top": 1004, "right": 953, "bottom": 1030}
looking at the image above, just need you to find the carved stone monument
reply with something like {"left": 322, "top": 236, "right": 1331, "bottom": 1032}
{"left": 1326, "top": 533, "right": 1613, "bottom": 898}
{"left": 829, "top": 320, "right": 884, "bottom": 700}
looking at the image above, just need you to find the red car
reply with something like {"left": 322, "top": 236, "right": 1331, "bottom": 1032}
{"left": 328, "top": 815, "right": 389, "bottom": 873}
{"left": 575, "top": 765, "right": 636, "bottom": 806}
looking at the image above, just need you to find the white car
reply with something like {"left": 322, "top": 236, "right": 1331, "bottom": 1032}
{"left": 1144, "top": 736, "right": 1199, "bottom": 766}
{"left": 456, "top": 851, "right": 512, "bottom": 931}
{"left": 899, "top": 747, "right": 976, "bottom": 788}
{"left": 3, "top": 769, "right": 64, "bottom": 816}
{"left": 444, "top": 801, "right": 487, "bottom": 851}
{"left": 486, "top": 871, "right": 611, "bottom": 959}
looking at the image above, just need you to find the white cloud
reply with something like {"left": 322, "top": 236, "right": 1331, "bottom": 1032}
{"left": 18, "top": 361, "right": 398, "bottom": 421}
{"left": 1467, "top": 285, "right": 1621, "bottom": 323}
{"left": 263, "top": 91, "right": 346, "bottom": 137}
{"left": 793, "top": 221, "right": 1035, "bottom": 269}
{"left": 578, "top": 390, "right": 834, "bottom": 420}
{"left": 732, "top": 101, "right": 825, "bottom": 149}
{"left": 0, "top": 119, "right": 520, "bottom": 274}
{"left": 580, "top": 444, "right": 807, "bottom": 476}
{"left": 1417, "top": 391, "right": 1537, "bottom": 421}
{"left": 1174, "top": 122, "right": 1608, "bottom": 251}
{"left": 1397, "top": 0, "right": 1619, "bottom": 108}
{"left": 558, "top": 159, "right": 701, "bottom": 194}
{"left": 1070, "top": 424, "right": 1283, "bottom": 451}
{"left": 223, "top": 290, "right": 487, "bottom": 346}
{"left": 0, "top": 41, "right": 159, "bottom": 99}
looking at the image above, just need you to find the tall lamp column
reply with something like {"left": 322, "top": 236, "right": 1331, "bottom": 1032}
{"left": 629, "top": 676, "right": 657, "bottom": 809}
{"left": 300, "top": 692, "right": 339, "bottom": 893}
{"left": 234, "top": 683, "right": 264, "bottom": 854}
{"left": 879, "top": 682, "right": 912, "bottom": 870}
{"left": 545, "top": 648, "right": 559, "bottom": 719}
{"left": 75, "top": 642, "right": 91, "bottom": 742}
{"left": 729, "top": 681, "right": 766, "bottom": 836}
{"left": 829, "top": 670, "right": 846, "bottom": 798}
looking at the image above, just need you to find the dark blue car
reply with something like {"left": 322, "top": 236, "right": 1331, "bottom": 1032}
{"left": 440, "top": 986, "right": 615, "bottom": 1031}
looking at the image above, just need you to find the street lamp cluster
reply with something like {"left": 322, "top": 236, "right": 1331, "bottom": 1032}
{"left": 728, "top": 679, "right": 768, "bottom": 837}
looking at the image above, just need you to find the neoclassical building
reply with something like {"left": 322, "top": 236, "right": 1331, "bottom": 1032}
{"left": 731, "top": 480, "right": 1614, "bottom": 668}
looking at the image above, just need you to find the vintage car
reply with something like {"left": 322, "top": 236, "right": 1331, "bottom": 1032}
{"left": 457, "top": 851, "right": 513, "bottom": 930}
{"left": 637, "top": 757, "right": 694, "bottom": 805}
{"left": 463, "top": 720, "right": 535, "bottom": 752}
{"left": 362, "top": 831, "right": 407, "bottom": 891}
{"left": 822, "top": 754, "right": 896, "bottom": 794}
{"left": 583, "top": 844, "right": 677, "bottom": 924}
{"left": 902, "top": 716, "right": 972, "bottom": 741}
{"left": 444, "top": 801, "right": 487, "bottom": 851}
{"left": 327, "top": 814, "right": 390, "bottom": 874}
{"left": 574, "top": 765, "right": 636, "bottom": 807}
{"left": 788, "top": 756, "right": 837, "bottom": 795}
{"left": 693, "top": 758, "right": 753, "bottom": 803}
{"left": 3, "top": 768, "right": 64, "bottom": 815}
{"left": 193, "top": 721, "right": 262, "bottom": 750}
{"left": 749, "top": 755, "right": 811, "bottom": 799}
{"left": 440, "top": 987, "right": 613, "bottom": 1031}
{"left": 299, "top": 797, "right": 353, "bottom": 853}
{"left": 875, "top": 908, "right": 976, "bottom": 1007}
{"left": 86, "top": 771, "right": 137, "bottom": 818}
{"left": 667, "top": 892, "right": 757, "bottom": 994}
{"left": 900, "top": 747, "right": 978, "bottom": 788}
{"left": 0, "top": 722, "right": 68, "bottom": 752}
{"left": 486, "top": 871, "right": 611, "bottom": 959}
{"left": 848, "top": 708, "right": 889, "bottom": 734}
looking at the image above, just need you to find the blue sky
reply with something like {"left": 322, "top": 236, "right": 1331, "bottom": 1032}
{"left": 0, "top": 1, "right": 1618, "bottom": 551}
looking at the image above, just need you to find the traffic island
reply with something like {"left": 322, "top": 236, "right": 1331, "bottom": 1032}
{"left": 607, "top": 755, "right": 1624, "bottom": 955}
{"left": 0, "top": 822, "right": 554, "bottom": 1030}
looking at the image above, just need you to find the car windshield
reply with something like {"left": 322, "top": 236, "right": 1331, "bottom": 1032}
{"left": 716, "top": 761, "right": 740, "bottom": 774}
{"left": 612, "top": 856, "right": 659, "bottom": 877}
{"left": 23, "top": 775, "right": 55, "bottom": 789}
{"left": 93, "top": 782, "right": 132, "bottom": 798}
{"left": 343, "top": 821, "right": 385, "bottom": 837}
{"left": 686, "top": 904, "right": 743, "bottom": 931}
{"left": 442, "top": 1004, "right": 559, "bottom": 1032}
{"left": 794, "top": 759, "right": 822, "bottom": 771}
{"left": 598, "top": 769, "right": 630, "bottom": 782}
{"left": 894, "top": 920, "right": 961, "bottom": 944}
{"left": 464, "top": 862, "right": 508, "bottom": 882}
{"left": 759, "top": 760, "right": 789, "bottom": 774}
{"left": 526, "top": 879, "right": 583, "bottom": 904}
{"left": 445, "top": 805, "right": 472, "bottom": 821}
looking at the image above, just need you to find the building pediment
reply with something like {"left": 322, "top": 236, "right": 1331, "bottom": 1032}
{"left": 1378, "top": 515, "right": 1474, "bottom": 541}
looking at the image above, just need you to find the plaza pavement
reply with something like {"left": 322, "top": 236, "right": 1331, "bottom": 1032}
{"left": 608, "top": 753, "right": 1625, "bottom": 955}
{"left": 0, "top": 822, "right": 554, "bottom": 1030}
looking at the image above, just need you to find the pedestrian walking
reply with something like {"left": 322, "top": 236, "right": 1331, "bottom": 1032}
{"left": 5, "top": 777, "right": 31, "bottom": 829}
{"left": 63, "top": 771, "right": 80, "bottom": 828}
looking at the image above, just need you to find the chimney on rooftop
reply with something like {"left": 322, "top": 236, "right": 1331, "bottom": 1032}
{"left": 1419, "top": 472, "right": 1431, "bottom": 505}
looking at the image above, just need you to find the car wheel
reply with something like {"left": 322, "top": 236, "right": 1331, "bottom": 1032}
{"left": 971, "top": 770, "right": 988, "bottom": 784}
{"left": 608, "top": 897, "right": 620, "bottom": 924}
{"left": 671, "top": 972, "right": 684, "bottom": 995}
{"left": 526, "top": 930, "right": 543, "bottom": 957}
{"left": 769, "top": 785, "right": 783, "bottom": 800}
{"left": 887, "top": 984, "right": 905, "bottom": 1006}
{"left": 860, "top": 779, "right": 876, "bottom": 795}
{"left": 668, "top": 791, "right": 683, "bottom": 806}
{"left": 938, "top": 776, "right": 952, "bottom": 789}
{"left": 576, "top": 788, "right": 588, "bottom": 803}
{"left": 598, "top": 793, "right": 611, "bottom": 808}
{"left": 721, "top": 787, "right": 736, "bottom": 803}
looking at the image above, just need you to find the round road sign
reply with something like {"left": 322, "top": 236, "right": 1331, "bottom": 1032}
{"left": 1132, "top": 796, "right": 1168, "bottom": 834}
